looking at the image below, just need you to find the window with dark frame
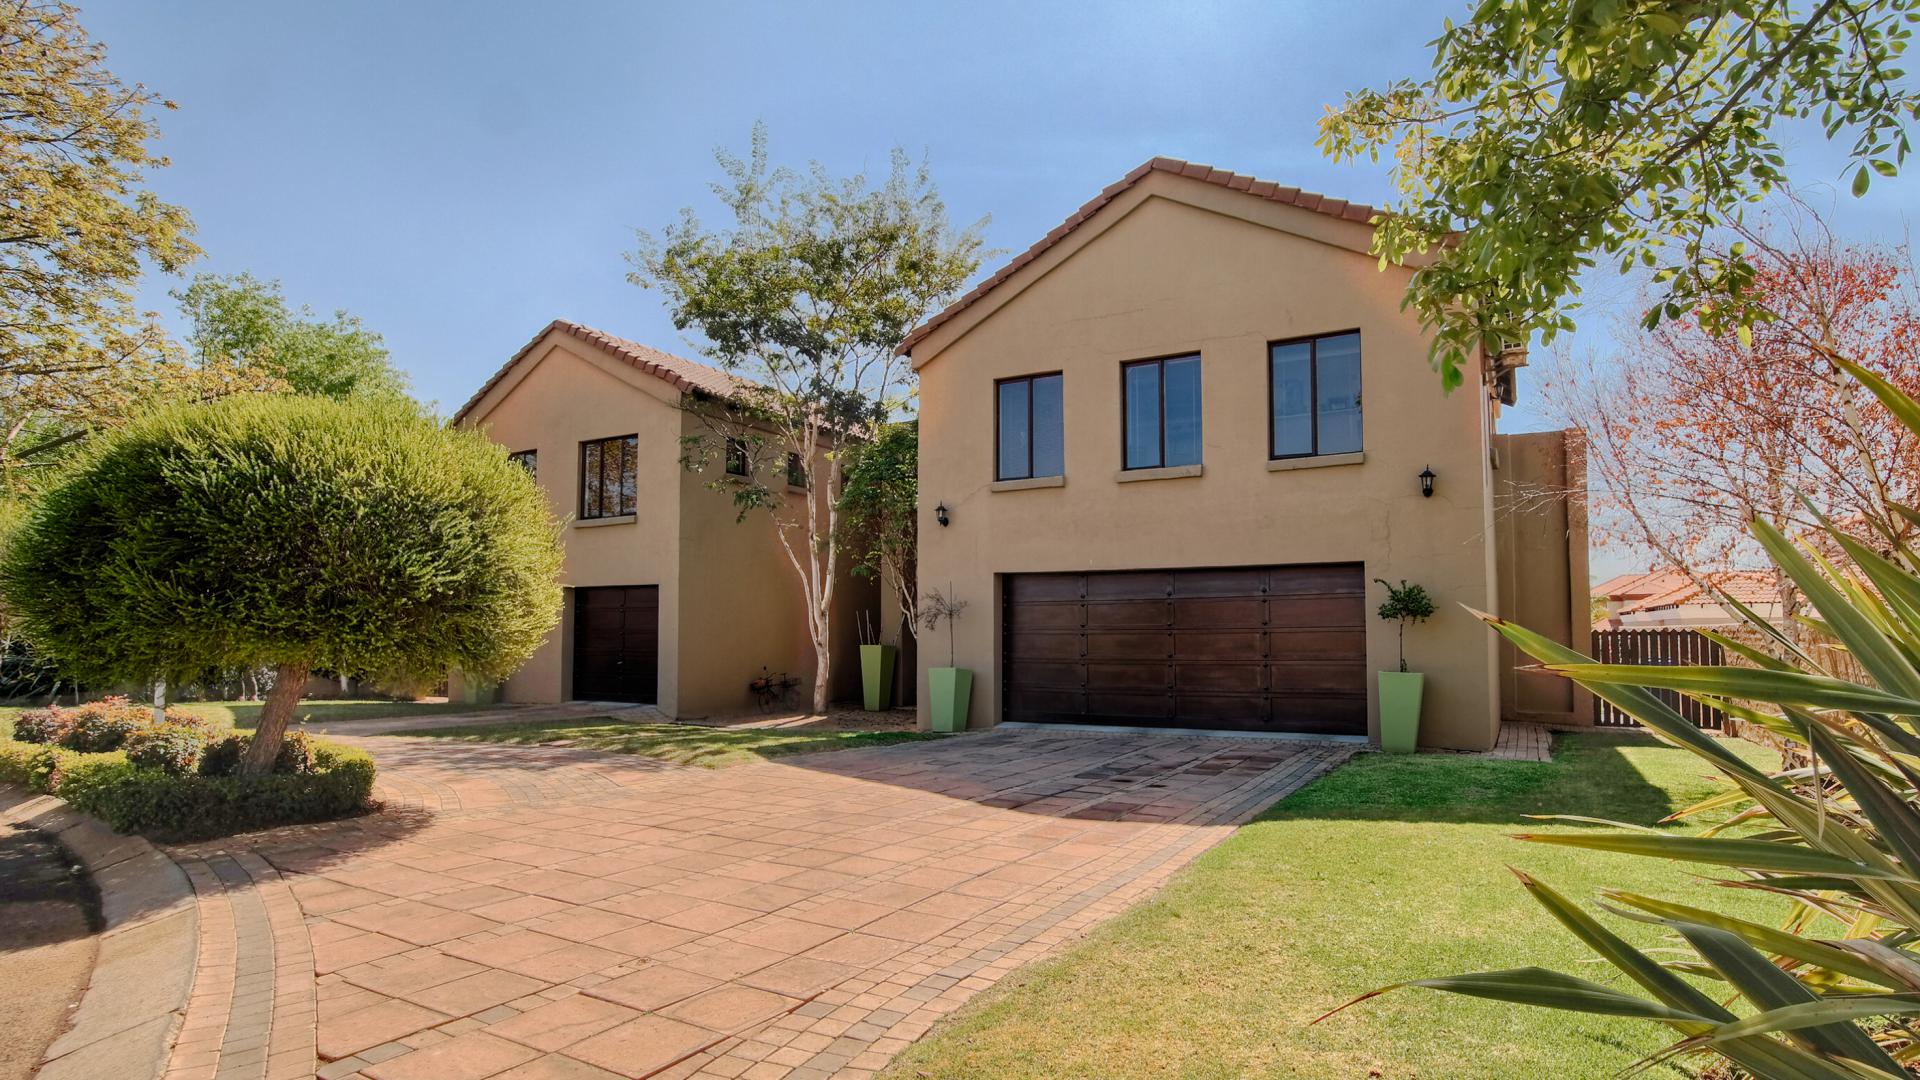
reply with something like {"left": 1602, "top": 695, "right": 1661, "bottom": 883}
{"left": 1270, "top": 331, "right": 1362, "bottom": 459}
{"left": 1121, "top": 354, "right": 1202, "bottom": 470}
{"left": 724, "top": 438, "right": 749, "bottom": 477}
{"left": 786, "top": 452, "right": 807, "bottom": 489}
{"left": 508, "top": 449, "right": 537, "bottom": 480}
{"left": 579, "top": 434, "right": 637, "bottom": 519}
{"left": 995, "top": 373, "right": 1064, "bottom": 481}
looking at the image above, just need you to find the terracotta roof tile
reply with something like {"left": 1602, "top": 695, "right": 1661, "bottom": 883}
{"left": 452, "top": 320, "right": 750, "bottom": 425}
{"left": 895, "top": 157, "right": 1388, "bottom": 357}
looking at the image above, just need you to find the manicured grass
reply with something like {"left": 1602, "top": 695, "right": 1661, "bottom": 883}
{"left": 385, "top": 717, "right": 944, "bottom": 768}
{"left": 882, "top": 733, "right": 1784, "bottom": 1080}
{"left": 0, "top": 698, "right": 502, "bottom": 737}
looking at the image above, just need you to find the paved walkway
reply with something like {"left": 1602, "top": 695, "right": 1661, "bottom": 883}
{"left": 161, "top": 728, "right": 1356, "bottom": 1080}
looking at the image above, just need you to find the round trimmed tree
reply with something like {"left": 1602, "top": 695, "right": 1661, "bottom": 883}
{"left": 1, "top": 394, "right": 563, "bottom": 775}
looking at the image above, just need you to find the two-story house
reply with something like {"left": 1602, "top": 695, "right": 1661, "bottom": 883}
{"left": 901, "top": 159, "right": 1588, "bottom": 750}
{"left": 452, "top": 320, "right": 871, "bottom": 715}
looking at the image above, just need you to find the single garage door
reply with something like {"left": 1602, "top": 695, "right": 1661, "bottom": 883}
{"left": 1003, "top": 564, "right": 1366, "bottom": 734}
{"left": 573, "top": 585, "right": 659, "bottom": 703}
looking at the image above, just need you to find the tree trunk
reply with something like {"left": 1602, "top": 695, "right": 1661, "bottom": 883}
{"left": 240, "top": 662, "right": 309, "bottom": 778}
{"left": 811, "top": 640, "right": 830, "bottom": 714}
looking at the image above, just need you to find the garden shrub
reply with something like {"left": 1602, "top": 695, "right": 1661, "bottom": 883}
{"left": 122, "top": 723, "right": 210, "bottom": 776}
{"left": 198, "top": 734, "right": 244, "bottom": 777}
{"left": 11, "top": 706, "right": 71, "bottom": 745}
{"left": 61, "top": 696, "right": 149, "bottom": 752}
{"left": 55, "top": 742, "right": 375, "bottom": 840}
{"left": 161, "top": 708, "right": 218, "bottom": 739}
{"left": 0, "top": 726, "right": 374, "bottom": 840}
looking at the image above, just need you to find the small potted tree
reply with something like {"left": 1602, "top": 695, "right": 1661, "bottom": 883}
{"left": 1373, "top": 578, "right": 1436, "bottom": 753}
{"left": 919, "top": 586, "right": 970, "bottom": 733}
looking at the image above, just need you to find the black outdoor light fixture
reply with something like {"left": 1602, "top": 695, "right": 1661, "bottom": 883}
{"left": 1419, "top": 466, "right": 1436, "bottom": 498}
{"left": 935, "top": 502, "right": 950, "bottom": 527}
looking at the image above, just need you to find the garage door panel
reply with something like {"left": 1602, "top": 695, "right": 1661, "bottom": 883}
{"left": 1006, "top": 603, "right": 1082, "bottom": 633}
{"left": 1267, "top": 566, "right": 1367, "bottom": 597}
{"left": 1085, "top": 691, "right": 1175, "bottom": 720}
{"left": 1172, "top": 597, "right": 1266, "bottom": 627}
{"left": 1004, "top": 660, "right": 1084, "bottom": 688}
{"left": 1004, "top": 563, "right": 1365, "bottom": 735}
{"left": 1007, "top": 574, "right": 1083, "bottom": 602}
{"left": 1172, "top": 568, "right": 1267, "bottom": 597}
{"left": 1173, "top": 630, "right": 1265, "bottom": 661}
{"left": 1084, "top": 600, "right": 1171, "bottom": 629}
{"left": 1085, "top": 661, "right": 1171, "bottom": 691}
{"left": 1267, "top": 596, "right": 1366, "bottom": 629}
{"left": 1084, "top": 571, "right": 1173, "bottom": 601}
{"left": 1269, "top": 628, "right": 1366, "bottom": 660}
{"left": 1174, "top": 663, "right": 1264, "bottom": 694}
{"left": 1270, "top": 659, "right": 1367, "bottom": 693}
{"left": 1083, "top": 632, "right": 1172, "bottom": 661}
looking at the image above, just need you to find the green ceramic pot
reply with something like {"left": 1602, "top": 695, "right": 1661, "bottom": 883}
{"left": 1378, "top": 671, "right": 1425, "bottom": 753}
{"left": 927, "top": 667, "right": 973, "bottom": 733}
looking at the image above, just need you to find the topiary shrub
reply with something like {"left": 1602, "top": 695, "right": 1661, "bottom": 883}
{"left": 11, "top": 706, "right": 71, "bottom": 745}
{"left": 60, "top": 696, "right": 148, "bottom": 752}
{"left": 122, "top": 723, "right": 210, "bottom": 776}
{"left": 199, "top": 729, "right": 318, "bottom": 778}
{"left": 0, "top": 394, "right": 563, "bottom": 777}
{"left": 273, "top": 729, "right": 318, "bottom": 775}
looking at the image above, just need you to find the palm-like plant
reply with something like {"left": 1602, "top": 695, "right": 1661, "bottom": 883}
{"left": 1328, "top": 357, "right": 1920, "bottom": 1078}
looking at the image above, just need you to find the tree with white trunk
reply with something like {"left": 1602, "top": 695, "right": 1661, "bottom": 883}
{"left": 629, "top": 127, "right": 981, "bottom": 713}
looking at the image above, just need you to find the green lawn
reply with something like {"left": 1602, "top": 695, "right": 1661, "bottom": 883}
{"left": 0, "top": 698, "right": 501, "bottom": 736}
{"left": 882, "top": 733, "right": 1783, "bottom": 1080}
{"left": 385, "top": 717, "right": 944, "bottom": 768}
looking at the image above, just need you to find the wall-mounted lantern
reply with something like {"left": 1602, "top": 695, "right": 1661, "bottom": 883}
{"left": 1419, "top": 466, "right": 1436, "bottom": 499}
{"left": 935, "top": 502, "right": 950, "bottom": 527}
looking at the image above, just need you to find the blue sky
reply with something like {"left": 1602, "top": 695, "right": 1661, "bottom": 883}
{"left": 92, "top": 0, "right": 1919, "bottom": 573}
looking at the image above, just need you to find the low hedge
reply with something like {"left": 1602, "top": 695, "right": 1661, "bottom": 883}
{"left": 0, "top": 734, "right": 375, "bottom": 841}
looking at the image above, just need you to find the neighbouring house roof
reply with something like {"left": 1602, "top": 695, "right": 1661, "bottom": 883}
{"left": 1592, "top": 569, "right": 1776, "bottom": 616}
{"left": 894, "top": 157, "right": 1388, "bottom": 358}
{"left": 453, "top": 319, "right": 749, "bottom": 425}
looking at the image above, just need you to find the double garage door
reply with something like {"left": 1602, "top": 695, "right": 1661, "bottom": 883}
{"left": 573, "top": 586, "right": 659, "bottom": 704}
{"left": 1003, "top": 564, "right": 1367, "bottom": 735}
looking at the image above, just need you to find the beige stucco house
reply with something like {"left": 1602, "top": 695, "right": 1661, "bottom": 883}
{"left": 451, "top": 320, "right": 870, "bottom": 716}
{"left": 901, "top": 159, "right": 1588, "bottom": 750}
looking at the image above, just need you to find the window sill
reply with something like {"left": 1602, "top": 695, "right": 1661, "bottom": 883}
{"left": 575, "top": 514, "right": 636, "bottom": 529}
{"left": 991, "top": 475, "right": 1066, "bottom": 492}
{"left": 786, "top": 485, "right": 810, "bottom": 495}
{"left": 1115, "top": 463, "right": 1204, "bottom": 484}
{"left": 1268, "top": 451, "right": 1365, "bottom": 472}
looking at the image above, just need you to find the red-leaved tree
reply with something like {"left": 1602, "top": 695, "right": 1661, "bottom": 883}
{"left": 1547, "top": 211, "right": 1920, "bottom": 626}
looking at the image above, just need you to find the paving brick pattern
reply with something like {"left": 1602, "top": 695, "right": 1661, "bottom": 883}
{"left": 165, "top": 729, "right": 1355, "bottom": 1079}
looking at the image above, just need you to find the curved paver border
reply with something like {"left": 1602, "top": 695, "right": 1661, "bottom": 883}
{"left": 0, "top": 785, "right": 198, "bottom": 1080}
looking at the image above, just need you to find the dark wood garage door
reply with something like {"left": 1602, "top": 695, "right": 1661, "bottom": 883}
{"left": 1002, "top": 564, "right": 1366, "bottom": 734}
{"left": 573, "top": 586, "right": 659, "bottom": 703}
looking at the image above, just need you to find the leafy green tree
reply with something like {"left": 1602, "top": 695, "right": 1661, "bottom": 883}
{"left": 837, "top": 420, "right": 918, "bottom": 629}
{"left": 0, "top": 0, "right": 200, "bottom": 478}
{"left": 1319, "top": 0, "right": 1920, "bottom": 388}
{"left": 174, "top": 273, "right": 410, "bottom": 400}
{"left": 630, "top": 127, "right": 981, "bottom": 711}
{"left": 0, "top": 395, "right": 562, "bottom": 775}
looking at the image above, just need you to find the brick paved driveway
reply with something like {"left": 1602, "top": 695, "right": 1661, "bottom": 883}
{"left": 162, "top": 728, "right": 1354, "bottom": 1080}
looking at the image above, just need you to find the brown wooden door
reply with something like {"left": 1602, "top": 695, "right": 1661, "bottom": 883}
{"left": 573, "top": 586, "right": 659, "bottom": 703}
{"left": 1002, "top": 564, "right": 1366, "bottom": 734}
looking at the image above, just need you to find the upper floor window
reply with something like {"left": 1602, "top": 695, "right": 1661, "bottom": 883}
{"left": 996, "top": 373, "right": 1064, "bottom": 481}
{"left": 1122, "top": 355, "right": 1202, "bottom": 470}
{"left": 724, "top": 437, "right": 749, "bottom": 477}
{"left": 580, "top": 435, "right": 637, "bottom": 519}
{"left": 786, "top": 452, "right": 808, "bottom": 489}
{"left": 508, "top": 449, "right": 537, "bottom": 480}
{"left": 1270, "top": 332, "right": 1362, "bottom": 459}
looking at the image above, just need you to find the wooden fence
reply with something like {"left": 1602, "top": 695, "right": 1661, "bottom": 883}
{"left": 1589, "top": 627, "right": 1727, "bottom": 729}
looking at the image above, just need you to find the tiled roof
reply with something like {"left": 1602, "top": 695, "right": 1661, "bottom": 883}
{"left": 452, "top": 319, "right": 750, "bottom": 425}
{"left": 1593, "top": 569, "right": 1775, "bottom": 613}
{"left": 895, "top": 157, "right": 1388, "bottom": 358}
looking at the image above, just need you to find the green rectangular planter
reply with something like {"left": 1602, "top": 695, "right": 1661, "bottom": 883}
{"left": 860, "top": 644, "right": 897, "bottom": 711}
{"left": 1378, "top": 671, "right": 1425, "bottom": 753}
{"left": 927, "top": 667, "right": 973, "bottom": 733}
